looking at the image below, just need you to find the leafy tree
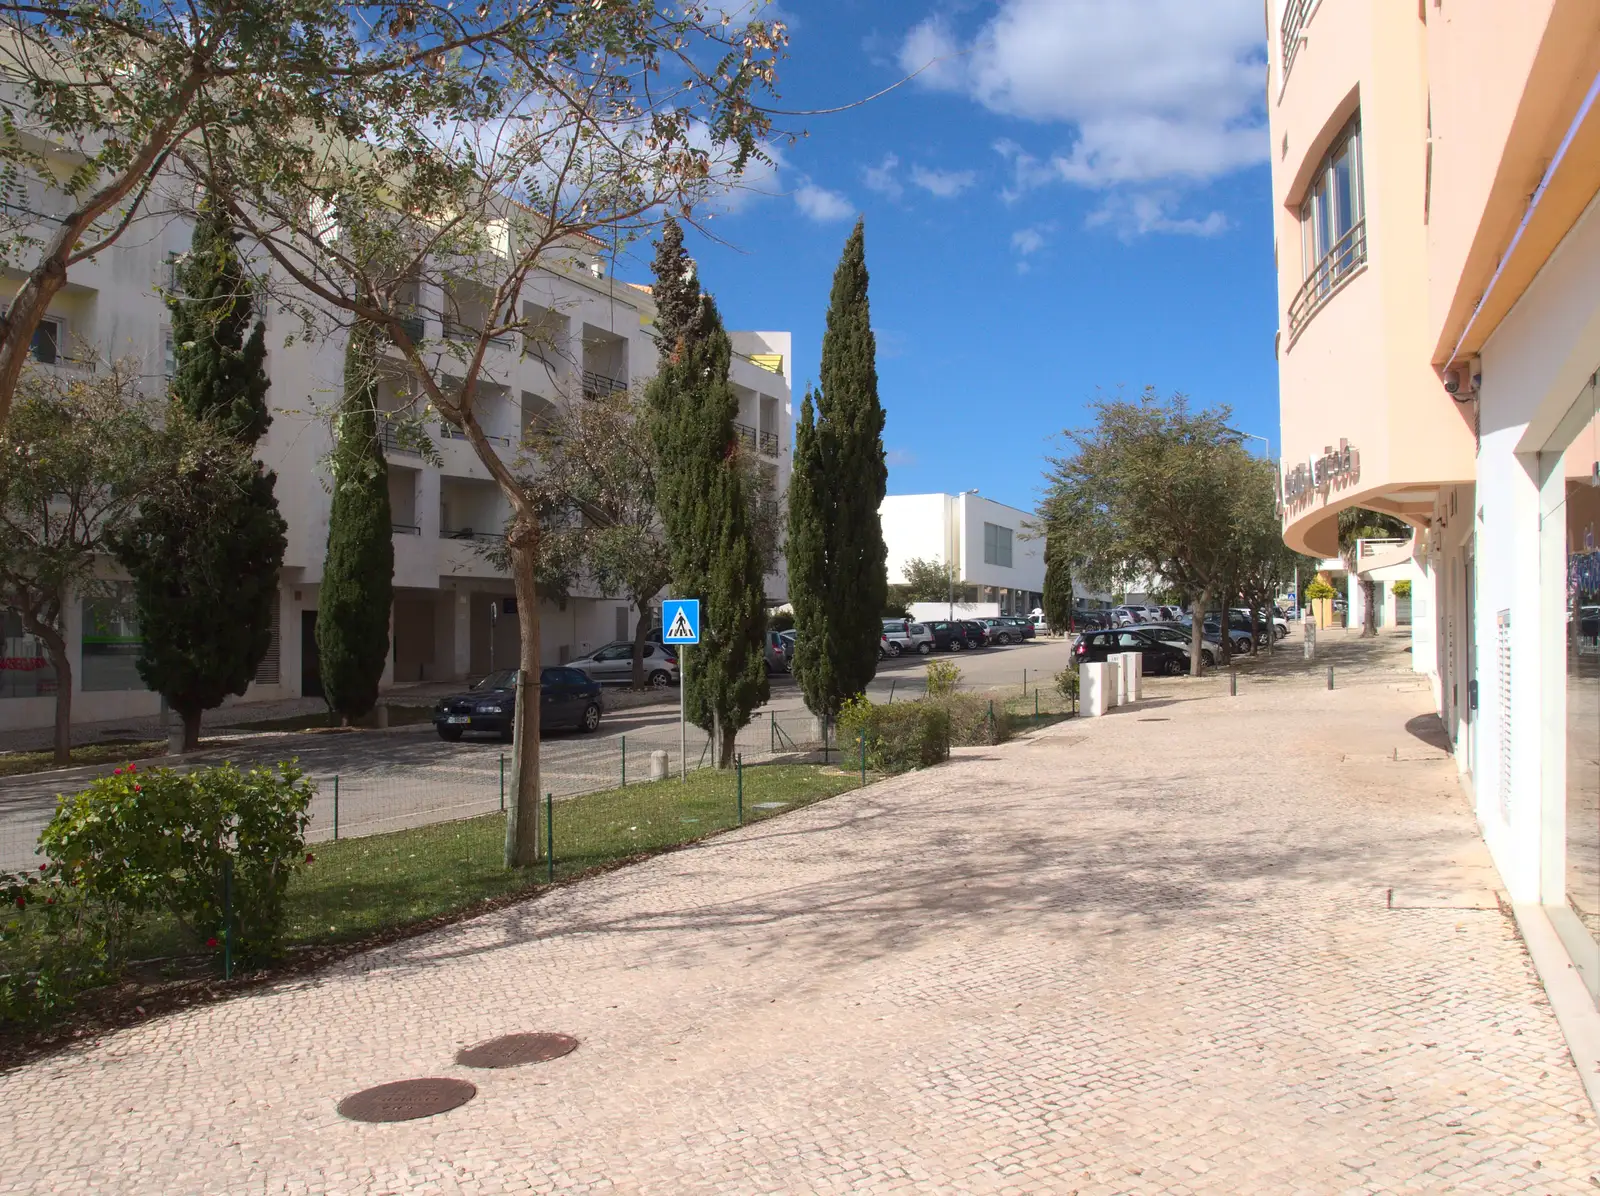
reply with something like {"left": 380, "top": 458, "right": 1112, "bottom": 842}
{"left": 0, "top": 364, "right": 212, "bottom": 762}
{"left": 0, "top": 0, "right": 558, "bottom": 434}
{"left": 200, "top": 5, "right": 785, "bottom": 868}
{"left": 1042, "top": 540, "right": 1075, "bottom": 634}
{"left": 524, "top": 388, "right": 668, "bottom": 689}
{"left": 788, "top": 220, "right": 888, "bottom": 720}
{"left": 113, "top": 201, "right": 286, "bottom": 751}
{"left": 1338, "top": 507, "right": 1411, "bottom": 637}
{"left": 892, "top": 556, "right": 978, "bottom": 607}
{"left": 1039, "top": 387, "right": 1249, "bottom": 675}
{"left": 1229, "top": 457, "right": 1317, "bottom": 653}
{"left": 317, "top": 319, "right": 394, "bottom": 722}
{"left": 649, "top": 293, "right": 767, "bottom": 765}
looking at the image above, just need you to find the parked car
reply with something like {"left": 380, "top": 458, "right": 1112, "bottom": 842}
{"left": 978, "top": 617, "right": 1025, "bottom": 645}
{"left": 1158, "top": 604, "right": 1186, "bottom": 621}
{"left": 568, "top": 641, "right": 679, "bottom": 687}
{"left": 925, "top": 619, "right": 979, "bottom": 651}
{"left": 1071, "top": 629, "right": 1191, "bottom": 675}
{"left": 1141, "top": 623, "right": 1221, "bottom": 667}
{"left": 1231, "top": 608, "right": 1289, "bottom": 640}
{"left": 433, "top": 667, "right": 602, "bottom": 741}
{"left": 959, "top": 619, "right": 991, "bottom": 648}
{"left": 1110, "top": 605, "right": 1147, "bottom": 626}
{"left": 763, "top": 630, "right": 790, "bottom": 674}
{"left": 1073, "top": 610, "right": 1113, "bottom": 631}
{"left": 1000, "top": 616, "right": 1037, "bottom": 641}
{"left": 1030, "top": 613, "right": 1050, "bottom": 633}
{"left": 883, "top": 620, "right": 935, "bottom": 655}
{"left": 1199, "top": 619, "right": 1256, "bottom": 654}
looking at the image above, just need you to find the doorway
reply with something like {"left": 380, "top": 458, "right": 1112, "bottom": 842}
{"left": 301, "top": 610, "right": 323, "bottom": 698}
{"left": 1464, "top": 544, "right": 1476, "bottom": 775}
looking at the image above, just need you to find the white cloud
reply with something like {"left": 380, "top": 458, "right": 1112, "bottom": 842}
{"left": 1011, "top": 225, "right": 1050, "bottom": 256}
{"left": 910, "top": 165, "right": 977, "bottom": 198}
{"left": 900, "top": 0, "right": 1265, "bottom": 188}
{"left": 1084, "top": 193, "right": 1228, "bottom": 241}
{"left": 863, "top": 152, "right": 903, "bottom": 200}
{"left": 886, "top": 447, "right": 918, "bottom": 468}
{"left": 794, "top": 179, "right": 854, "bottom": 222}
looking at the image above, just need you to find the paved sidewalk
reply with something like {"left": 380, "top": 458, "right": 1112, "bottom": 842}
{"left": 4, "top": 657, "right": 1599, "bottom": 1193}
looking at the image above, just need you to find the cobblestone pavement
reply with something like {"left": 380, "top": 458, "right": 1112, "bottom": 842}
{"left": 4, "top": 641, "right": 1600, "bottom": 1194}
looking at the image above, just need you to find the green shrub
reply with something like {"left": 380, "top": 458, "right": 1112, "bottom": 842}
{"left": 1392, "top": 579, "right": 1412, "bottom": 598}
{"left": 924, "top": 658, "right": 961, "bottom": 697}
{"left": 936, "top": 692, "right": 1013, "bottom": 747}
{"left": 40, "top": 760, "right": 315, "bottom": 964}
{"left": 1055, "top": 667, "right": 1080, "bottom": 702}
{"left": 837, "top": 696, "right": 951, "bottom": 774}
{"left": 1306, "top": 578, "right": 1337, "bottom": 600}
{"left": 0, "top": 870, "right": 117, "bottom": 1025}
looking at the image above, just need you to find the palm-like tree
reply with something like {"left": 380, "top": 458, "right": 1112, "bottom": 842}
{"left": 1337, "top": 507, "right": 1411, "bottom": 637}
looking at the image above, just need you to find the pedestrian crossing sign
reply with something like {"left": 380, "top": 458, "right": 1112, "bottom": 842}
{"left": 663, "top": 599, "right": 700, "bottom": 644}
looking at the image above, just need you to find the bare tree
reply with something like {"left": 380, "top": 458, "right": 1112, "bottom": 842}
{"left": 194, "top": 6, "right": 785, "bottom": 866}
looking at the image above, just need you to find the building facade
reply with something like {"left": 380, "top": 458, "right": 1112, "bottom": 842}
{"left": 1267, "top": 0, "right": 1600, "bottom": 1007}
{"left": 1, "top": 219, "right": 793, "bottom": 730}
{"left": 880, "top": 492, "right": 1045, "bottom": 615}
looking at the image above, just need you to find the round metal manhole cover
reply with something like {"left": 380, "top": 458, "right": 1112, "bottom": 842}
{"left": 337, "top": 1077, "right": 477, "bottom": 1123}
{"left": 455, "top": 1032, "right": 580, "bottom": 1069}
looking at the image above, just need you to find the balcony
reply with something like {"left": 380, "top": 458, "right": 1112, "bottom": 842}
{"left": 582, "top": 369, "right": 627, "bottom": 399}
{"left": 1288, "top": 219, "right": 1366, "bottom": 341}
{"left": 392, "top": 523, "right": 422, "bottom": 536}
{"left": 380, "top": 418, "right": 422, "bottom": 457}
{"left": 1280, "top": 0, "right": 1314, "bottom": 79}
{"left": 443, "top": 321, "right": 517, "bottom": 351}
{"left": 396, "top": 312, "right": 426, "bottom": 345}
{"left": 733, "top": 422, "right": 757, "bottom": 450}
{"left": 439, "top": 423, "right": 512, "bottom": 449}
{"left": 759, "top": 429, "right": 779, "bottom": 457}
{"left": 440, "top": 528, "right": 506, "bottom": 545}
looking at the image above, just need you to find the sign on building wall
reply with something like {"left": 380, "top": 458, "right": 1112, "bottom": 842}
{"left": 1280, "top": 439, "right": 1361, "bottom": 514}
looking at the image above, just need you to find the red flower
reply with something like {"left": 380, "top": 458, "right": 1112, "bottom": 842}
{"left": 304, "top": 853, "right": 315, "bottom": 864}
{"left": 45, "top": 897, "right": 53, "bottom": 905}
{"left": 127, "top": 763, "right": 137, "bottom": 773}
{"left": 113, "top": 768, "right": 123, "bottom": 776}
{"left": 14, "top": 896, "right": 23, "bottom": 909}
{"left": 206, "top": 937, "right": 218, "bottom": 948}
{"left": 38, "top": 863, "right": 46, "bottom": 871}
{"left": 132, "top": 784, "right": 141, "bottom": 792}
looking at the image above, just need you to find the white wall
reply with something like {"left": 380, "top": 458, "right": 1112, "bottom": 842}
{"left": 956, "top": 493, "right": 1045, "bottom": 593}
{"left": 881, "top": 494, "right": 950, "bottom": 583}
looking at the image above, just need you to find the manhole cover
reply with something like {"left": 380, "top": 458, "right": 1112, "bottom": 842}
{"left": 337, "top": 1077, "right": 476, "bottom": 1122}
{"left": 455, "top": 1032, "right": 579, "bottom": 1069}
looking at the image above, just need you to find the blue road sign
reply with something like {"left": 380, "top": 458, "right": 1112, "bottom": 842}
{"left": 662, "top": 599, "right": 701, "bottom": 644}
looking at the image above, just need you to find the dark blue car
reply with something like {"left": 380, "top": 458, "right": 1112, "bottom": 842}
{"left": 433, "top": 667, "right": 603, "bottom": 742}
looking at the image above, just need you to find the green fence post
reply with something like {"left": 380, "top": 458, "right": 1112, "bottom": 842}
{"left": 987, "top": 699, "right": 995, "bottom": 744}
{"left": 823, "top": 718, "right": 831, "bottom": 766}
{"left": 859, "top": 733, "right": 867, "bottom": 785}
{"left": 1034, "top": 689, "right": 1040, "bottom": 724}
{"left": 888, "top": 679, "right": 897, "bottom": 705}
{"left": 499, "top": 754, "right": 505, "bottom": 812}
{"left": 546, "top": 792, "right": 554, "bottom": 883}
{"left": 1327, "top": 665, "right": 1335, "bottom": 690}
{"left": 736, "top": 754, "right": 744, "bottom": 825}
{"left": 1023, "top": 667, "right": 1027, "bottom": 695}
{"left": 770, "top": 711, "right": 776, "bottom": 753}
{"left": 332, "top": 775, "right": 340, "bottom": 841}
{"left": 621, "top": 735, "right": 626, "bottom": 787}
{"left": 222, "top": 854, "right": 234, "bottom": 981}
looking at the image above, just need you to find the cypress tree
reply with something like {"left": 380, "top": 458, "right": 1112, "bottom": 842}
{"left": 787, "top": 219, "right": 887, "bottom": 720}
{"left": 317, "top": 319, "right": 394, "bottom": 722}
{"left": 113, "top": 198, "right": 286, "bottom": 750}
{"left": 648, "top": 281, "right": 767, "bottom": 766}
{"left": 649, "top": 215, "right": 700, "bottom": 362}
{"left": 1042, "top": 538, "right": 1075, "bottom": 633}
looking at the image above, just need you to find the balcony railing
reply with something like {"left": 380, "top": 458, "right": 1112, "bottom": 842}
{"left": 439, "top": 424, "right": 512, "bottom": 449}
{"left": 759, "top": 429, "right": 779, "bottom": 457}
{"left": 395, "top": 313, "right": 426, "bottom": 345}
{"left": 379, "top": 419, "right": 421, "bottom": 456}
{"left": 443, "top": 321, "right": 517, "bottom": 350}
{"left": 440, "top": 528, "right": 506, "bottom": 544}
{"left": 1357, "top": 537, "right": 1409, "bottom": 559}
{"left": 1287, "top": 220, "right": 1366, "bottom": 341}
{"left": 392, "top": 523, "right": 422, "bottom": 536}
{"left": 1280, "top": 0, "right": 1314, "bottom": 78}
{"left": 733, "top": 422, "right": 757, "bottom": 450}
{"left": 581, "top": 369, "right": 627, "bottom": 399}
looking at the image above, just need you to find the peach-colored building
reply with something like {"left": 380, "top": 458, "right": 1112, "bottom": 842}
{"left": 1268, "top": 0, "right": 1600, "bottom": 1025}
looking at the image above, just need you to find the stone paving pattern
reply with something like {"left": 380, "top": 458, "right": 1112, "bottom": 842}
{"left": 3, "top": 652, "right": 1599, "bottom": 1193}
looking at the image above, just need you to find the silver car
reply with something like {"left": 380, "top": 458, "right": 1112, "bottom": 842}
{"left": 569, "top": 641, "right": 679, "bottom": 687}
{"left": 882, "top": 619, "right": 934, "bottom": 656}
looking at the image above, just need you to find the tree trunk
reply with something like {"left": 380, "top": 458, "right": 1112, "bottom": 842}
{"left": 1249, "top": 607, "right": 1260, "bottom": 656}
{"left": 1218, "top": 588, "right": 1233, "bottom": 667}
{"left": 181, "top": 708, "right": 202, "bottom": 752}
{"left": 631, "top": 599, "right": 651, "bottom": 689}
{"left": 505, "top": 538, "right": 543, "bottom": 869}
{"left": 1189, "top": 590, "right": 1209, "bottom": 676}
{"left": 1361, "top": 577, "right": 1378, "bottom": 637}
{"left": 25, "top": 616, "right": 72, "bottom": 765}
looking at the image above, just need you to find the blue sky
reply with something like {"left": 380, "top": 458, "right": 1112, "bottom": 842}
{"left": 615, "top": 0, "right": 1277, "bottom": 516}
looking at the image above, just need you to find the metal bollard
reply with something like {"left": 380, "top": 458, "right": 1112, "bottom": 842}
{"left": 545, "top": 792, "right": 554, "bottom": 883}
{"left": 1022, "top": 668, "right": 1028, "bottom": 695}
{"left": 1327, "top": 665, "right": 1335, "bottom": 690}
{"left": 736, "top": 754, "right": 744, "bottom": 825}
{"left": 333, "top": 774, "right": 340, "bottom": 840}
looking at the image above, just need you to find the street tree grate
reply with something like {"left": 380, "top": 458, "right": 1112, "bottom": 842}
{"left": 455, "top": 1032, "right": 579, "bottom": 1069}
{"left": 337, "top": 1077, "right": 476, "bottom": 1122}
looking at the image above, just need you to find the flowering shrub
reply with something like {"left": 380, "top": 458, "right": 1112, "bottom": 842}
{"left": 40, "top": 761, "right": 315, "bottom": 964}
{"left": 0, "top": 867, "right": 115, "bottom": 1025}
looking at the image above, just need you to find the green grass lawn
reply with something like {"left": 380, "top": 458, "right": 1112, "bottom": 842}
{"left": 0, "top": 739, "right": 169, "bottom": 779}
{"left": 282, "top": 762, "right": 863, "bottom": 946}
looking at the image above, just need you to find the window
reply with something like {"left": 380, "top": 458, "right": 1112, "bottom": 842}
{"left": 1, "top": 607, "right": 56, "bottom": 699}
{"left": 983, "top": 522, "right": 1013, "bottom": 568}
{"left": 30, "top": 317, "right": 58, "bottom": 364}
{"left": 81, "top": 584, "right": 147, "bottom": 692}
{"left": 1290, "top": 116, "right": 1366, "bottom": 337}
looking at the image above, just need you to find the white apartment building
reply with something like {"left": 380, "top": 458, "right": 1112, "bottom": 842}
{"left": 1, "top": 218, "right": 793, "bottom": 731}
{"left": 880, "top": 492, "right": 1045, "bottom": 616}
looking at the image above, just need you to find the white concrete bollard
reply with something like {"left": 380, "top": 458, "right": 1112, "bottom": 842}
{"left": 1080, "top": 662, "right": 1111, "bottom": 717}
{"left": 1106, "top": 657, "right": 1122, "bottom": 708}
{"left": 1122, "top": 652, "right": 1143, "bottom": 701}
{"left": 649, "top": 749, "right": 669, "bottom": 781}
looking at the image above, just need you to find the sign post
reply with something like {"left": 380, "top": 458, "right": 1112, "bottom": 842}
{"left": 662, "top": 599, "right": 701, "bottom": 781}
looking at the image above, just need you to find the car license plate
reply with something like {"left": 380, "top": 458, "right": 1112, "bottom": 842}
{"left": 446, "top": 715, "right": 470, "bottom": 724}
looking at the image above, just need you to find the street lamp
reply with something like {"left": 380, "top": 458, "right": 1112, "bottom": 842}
{"left": 1223, "top": 426, "right": 1272, "bottom": 458}
{"left": 948, "top": 489, "right": 978, "bottom": 619}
